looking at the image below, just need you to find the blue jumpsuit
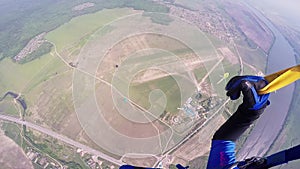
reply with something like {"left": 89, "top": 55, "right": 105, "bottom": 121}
{"left": 207, "top": 140, "right": 237, "bottom": 169}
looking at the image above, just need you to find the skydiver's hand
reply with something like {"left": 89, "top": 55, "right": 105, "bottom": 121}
{"left": 237, "top": 157, "right": 267, "bottom": 169}
{"left": 225, "top": 76, "right": 270, "bottom": 110}
{"left": 211, "top": 76, "right": 270, "bottom": 142}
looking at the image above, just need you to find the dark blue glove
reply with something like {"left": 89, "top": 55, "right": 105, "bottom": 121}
{"left": 237, "top": 157, "right": 267, "bottom": 169}
{"left": 225, "top": 76, "right": 270, "bottom": 110}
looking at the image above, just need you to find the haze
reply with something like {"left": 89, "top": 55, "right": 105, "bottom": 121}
{"left": 250, "top": 0, "right": 300, "bottom": 29}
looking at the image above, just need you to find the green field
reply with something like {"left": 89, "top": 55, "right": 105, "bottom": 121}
{"left": 1, "top": 122, "right": 23, "bottom": 146}
{"left": 0, "top": 53, "right": 62, "bottom": 95}
{"left": 0, "top": 7, "right": 149, "bottom": 166}
{"left": 46, "top": 8, "right": 135, "bottom": 52}
{"left": 0, "top": 7, "right": 139, "bottom": 119}
{"left": 0, "top": 99, "right": 21, "bottom": 117}
{"left": 130, "top": 75, "right": 181, "bottom": 114}
{"left": 0, "top": 0, "right": 169, "bottom": 60}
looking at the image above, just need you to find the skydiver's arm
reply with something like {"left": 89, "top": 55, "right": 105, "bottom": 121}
{"left": 207, "top": 76, "right": 270, "bottom": 169}
{"left": 206, "top": 106, "right": 266, "bottom": 169}
{"left": 212, "top": 104, "right": 266, "bottom": 142}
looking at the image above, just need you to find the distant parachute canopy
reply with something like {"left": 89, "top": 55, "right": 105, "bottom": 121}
{"left": 224, "top": 72, "right": 229, "bottom": 79}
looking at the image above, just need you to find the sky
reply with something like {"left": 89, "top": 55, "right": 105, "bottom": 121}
{"left": 249, "top": 0, "right": 300, "bottom": 30}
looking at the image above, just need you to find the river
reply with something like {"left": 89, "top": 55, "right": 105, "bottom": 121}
{"left": 237, "top": 3, "right": 296, "bottom": 159}
{"left": 0, "top": 91, "right": 27, "bottom": 114}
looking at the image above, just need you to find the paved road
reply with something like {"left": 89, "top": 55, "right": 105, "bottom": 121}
{"left": 0, "top": 114, "right": 124, "bottom": 166}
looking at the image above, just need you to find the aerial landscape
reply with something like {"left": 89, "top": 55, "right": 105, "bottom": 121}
{"left": 0, "top": 0, "right": 299, "bottom": 168}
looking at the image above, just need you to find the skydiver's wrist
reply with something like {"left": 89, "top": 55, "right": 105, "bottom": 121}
{"left": 240, "top": 99, "right": 269, "bottom": 111}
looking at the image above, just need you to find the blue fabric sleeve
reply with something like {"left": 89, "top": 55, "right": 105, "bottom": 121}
{"left": 207, "top": 140, "right": 236, "bottom": 169}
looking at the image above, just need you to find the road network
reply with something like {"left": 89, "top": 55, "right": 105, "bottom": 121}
{"left": 0, "top": 114, "right": 124, "bottom": 166}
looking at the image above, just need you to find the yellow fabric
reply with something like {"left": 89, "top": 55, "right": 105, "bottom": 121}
{"left": 259, "top": 64, "right": 300, "bottom": 94}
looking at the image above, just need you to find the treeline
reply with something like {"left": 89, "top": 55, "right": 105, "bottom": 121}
{"left": 0, "top": 0, "right": 169, "bottom": 61}
{"left": 143, "top": 12, "right": 174, "bottom": 25}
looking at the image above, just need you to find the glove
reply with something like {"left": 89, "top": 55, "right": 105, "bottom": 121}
{"left": 212, "top": 76, "right": 271, "bottom": 141}
{"left": 225, "top": 76, "right": 270, "bottom": 110}
{"left": 237, "top": 157, "right": 268, "bottom": 169}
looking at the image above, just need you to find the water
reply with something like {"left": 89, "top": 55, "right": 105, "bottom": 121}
{"left": 0, "top": 91, "right": 27, "bottom": 112}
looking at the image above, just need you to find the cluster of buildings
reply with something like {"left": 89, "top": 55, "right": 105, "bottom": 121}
{"left": 159, "top": 1, "right": 241, "bottom": 42}
{"left": 72, "top": 2, "right": 95, "bottom": 11}
{"left": 26, "top": 147, "right": 61, "bottom": 169}
{"left": 14, "top": 33, "right": 46, "bottom": 62}
{"left": 76, "top": 148, "right": 115, "bottom": 169}
{"left": 181, "top": 92, "right": 220, "bottom": 120}
{"left": 160, "top": 90, "right": 221, "bottom": 127}
{"left": 25, "top": 146, "right": 116, "bottom": 169}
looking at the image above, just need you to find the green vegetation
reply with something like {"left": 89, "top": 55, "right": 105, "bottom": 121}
{"left": 193, "top": 68, "right": 207, "bottom": 82}
{"left": 169, "top": 164, "right": 178, "bottom": 169}
{"left": 32, "top": 163, "right": 44, "bottom": 169}
{"left": 1, "top": 122, "right": 105, "bottom": 169}
{"left": 0, "top": 8, "right": 144, "bottom": 167}
{"left": 62, "top": 161, "right": 84, "bottom": 169}
{"left": 143, "top": 12, "right": 174, "bottom": 25}
{"left": 0, "top": 98, "right": 21, "bottom": 117}
{"left": 221, "top": 60, "right": 241, "bottom": 77}
{"left": 0, "top": 0, "right": 169, "bottom": 60}
{"left": 235, "top": 41, "right": 267, "bottom": 72}
{"left": 1, "top": 122, "right": 23, "bottom": 146}
{"left": 19, "top": 42, "right": 53, "bottom": 64}
{"left": 129, "top": 75, "right": 181, "bottom": 114}
{"left": 189, "top": 156, "right": 208, "bottom": 169}
{"left": 0, "top": 53, "right": 63, "bottom": 95}
{"left": 174, "top": 0, "right": 203, "bottom": 11}
{"left": 23, "top": 127, "right": 90, "bottom": 169}
{"left": 46, "top": 9, "right": 124, "bottom": 52}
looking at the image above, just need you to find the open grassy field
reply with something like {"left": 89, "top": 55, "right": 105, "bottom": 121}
{"left": 172, "top": 113, "right": 226, "bottom": 168}
{"left": 95, "top": 81, "right": 168, "bottom": 138}
{"left": 46, "top": 8, "right": 136, "bottom": 53}
{"left": 95, "top": 31, "right": 206, "bottom": 119}
{"left": 0, "top": 7, "right": 140, "bottom": 133}
{"left": 0, "top": 0, "right": 169, "bottom": 60}
{"left": 70, "top": 9, "right": 226, "bottom": 156}
{"left": 0, "top": 99, "right": 21, "bottom": 117}
{"left": 237, "top": 45, "right": 267, "bottom": 72}
{"left": 0, "top": 53, "right": 56, "bottom": 95}
{"left": 1, "top": 122, "right": 23, "bottom": 146}
{"left": 130, "top": 75, "right": 181, "bottom": 114}
{"left": 0, "top": 7, "right": 154, "bottom": 162}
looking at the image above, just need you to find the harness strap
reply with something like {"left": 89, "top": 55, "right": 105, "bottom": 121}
{"left": 266, "top": 144, "right": 300, "bottom": 168}
{"left": 259, "top": 64, "right": 300, "bottom": 94}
